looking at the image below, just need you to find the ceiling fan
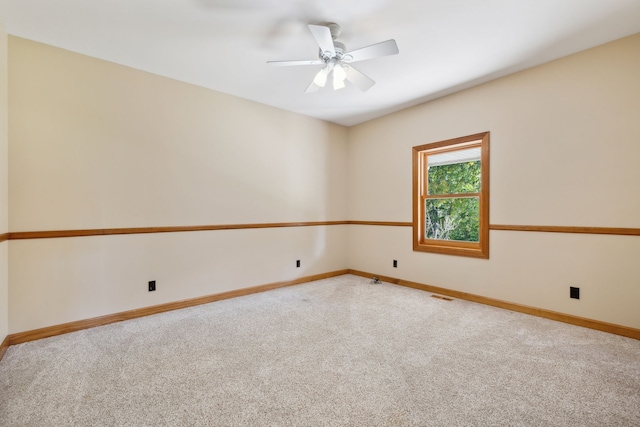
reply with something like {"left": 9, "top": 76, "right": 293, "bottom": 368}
{"left": 267, "top": 23, "right": 399, "bottom": 92}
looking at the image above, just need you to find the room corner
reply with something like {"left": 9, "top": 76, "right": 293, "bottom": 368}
{"left": 0, "top": 20, "right": 10, "bottom": 360}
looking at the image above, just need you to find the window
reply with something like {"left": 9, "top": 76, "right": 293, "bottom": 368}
{"left": 412, "top": 132, "right": 489, "bottom": 258}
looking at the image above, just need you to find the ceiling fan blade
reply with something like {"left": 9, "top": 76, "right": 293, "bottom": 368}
{"left": 267, "top": 59, "right": 325, "bottom": 67}
{"left": 344, "top": 65, "right": 375, "bottom": 92}
{"left": 308, "top": 24, "right": 336, "bottom": 57}
{"left": 344, "top": 39, "right": 399, "bottom": 63}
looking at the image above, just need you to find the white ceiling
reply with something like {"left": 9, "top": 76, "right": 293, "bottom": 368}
{"left": 1, "top": 0, "right": 639, "bottom": 126}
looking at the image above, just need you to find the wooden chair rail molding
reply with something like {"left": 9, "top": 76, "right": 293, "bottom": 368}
{"left": 489, "top": 224, "right": 640, "bottom": 236}
{"left": 7, "top": 221, "right": 350, "bottom": 240}
{"left": 3, "top": 222, "right": 639, "bottom": 240}
{"left": 347, "top": 221, "right": 413, "bottom": 227}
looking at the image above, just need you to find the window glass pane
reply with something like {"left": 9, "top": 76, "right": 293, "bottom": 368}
{"left": 424, "top": 197, "right": 479, "bottom": 242}
{"left": 427, "top": 148, "right": 481, "bottom": 195}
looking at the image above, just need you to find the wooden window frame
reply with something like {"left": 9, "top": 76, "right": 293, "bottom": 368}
{"left": 412, "top": 132, "right": 490, "bottom": 259}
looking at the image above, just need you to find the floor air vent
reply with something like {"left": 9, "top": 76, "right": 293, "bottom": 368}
{"left": 431, "top": 295, "right": 453, "bottom": 301}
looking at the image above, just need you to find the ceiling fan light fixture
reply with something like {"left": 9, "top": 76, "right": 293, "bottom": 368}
{"left": 268, "top": 23, "right": 399, "bottom": 93}
{"left": 332, "top": 77, "right": 346, "bottom": 90}
{"left": 313, "top": 66, "right": 330, "bottom": 87}
{"left": 332, "top": 64, "right": 347, "bottom": 90}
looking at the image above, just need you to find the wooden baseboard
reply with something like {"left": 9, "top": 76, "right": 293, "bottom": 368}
{"left": 347, "top": 269, "right": 640, "bottom": 340}
{"left": 7, "top": 269, "right": 349, "bottom": 347}
{"left": 5, "top": 267, "right": 637, "bottom": 358}
{"left": 0, "top": 335, "right": 9, "bottom": 361}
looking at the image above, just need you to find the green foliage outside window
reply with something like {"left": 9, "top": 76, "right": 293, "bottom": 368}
{"left": 425, "top": 161, "right": 481, "bottom": 242}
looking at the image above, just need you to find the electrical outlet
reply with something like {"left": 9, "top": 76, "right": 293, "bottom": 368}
{"left": 296, "top": 260, "right": 300, "bottom": 268}
{"left": 149, "top": 280, "right": 156, "bottom": 292}
{"left": 570, "top": 286, "right": 579, "bottom": 299}
{"left": 393, "top": 260, "right": 398, "bottom": 268}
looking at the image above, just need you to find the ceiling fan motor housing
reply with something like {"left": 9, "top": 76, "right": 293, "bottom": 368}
{"left": 326, "top": 22, "right": 341, "bottom": 40}
{"left": 319, "top": 41, "right": 348, "bottom": 62}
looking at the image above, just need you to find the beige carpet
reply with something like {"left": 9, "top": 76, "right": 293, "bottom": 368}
{"left": 1, "top": 274, "right": 639, "bottom": 426}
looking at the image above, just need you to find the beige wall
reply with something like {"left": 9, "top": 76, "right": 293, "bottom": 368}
{"left": 9, "top": 37, "right": 348, "bottom": 231}
{"left": 347, "top": 34, "right": 640, "bottom": 329}
{"left": 0, "top": 23, "right": 8, "bottom": 340}
{"left": 8, "top": 37, "right": 348, "bottom": 333}
{"left": 6, "top": 32, "right": 640, "bottom": 335}
{"left": 9, "top": 226, "right": 347, "bottom": 332}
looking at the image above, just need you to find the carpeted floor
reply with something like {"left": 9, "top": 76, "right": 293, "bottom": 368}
{"left": 1, "top": 274, "right": 639, "bottom": 426}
